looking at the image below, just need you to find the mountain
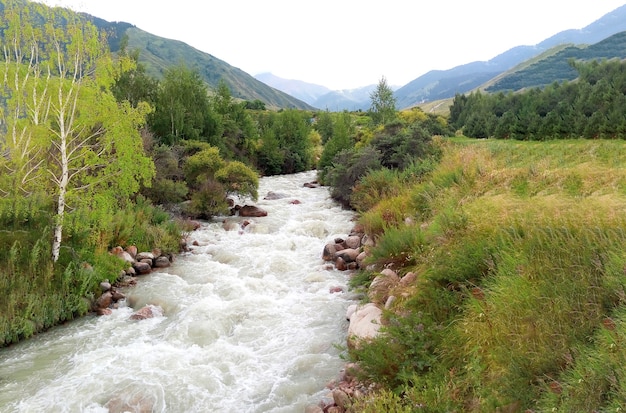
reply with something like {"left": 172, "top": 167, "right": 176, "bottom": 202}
{"left": 91, "top": 22, "right": 315, "bottom": 110}
{"left": 395, "top": 4, "right": 626, "bottom": 109}
{"left": 486, "top": 31, "right": 626, "bottom": 92}
{"left": 254, "top": 73, "right": 330, "bottom": 106}
{"left": 255, "top": 72, "right": 376, "bottom": 111}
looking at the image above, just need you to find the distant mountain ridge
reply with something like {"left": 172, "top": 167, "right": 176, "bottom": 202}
{"left": 255, "top": 73, "right": 377, "bottom": 111}
{"left": 486, "top": 31, "right": 626, "bottom": 93}
{"left": 76, "top": 16, "right": 313, "bottom": 110}
{"left": 254, "top": 73, "right": 331, "bottom": 106}
{"left": 394, "top": 4, "right": 626, "bottom": 108}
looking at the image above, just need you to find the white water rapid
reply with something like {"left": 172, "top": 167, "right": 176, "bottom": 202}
{"left": 0, "top": 171, "right": 356, "bottom": 413}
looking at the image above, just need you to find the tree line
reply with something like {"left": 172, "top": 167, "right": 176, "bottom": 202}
{"left": 449, "top": 59, "right": 626, "bottom": 140}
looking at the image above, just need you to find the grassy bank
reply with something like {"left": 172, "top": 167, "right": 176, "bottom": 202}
{"left": 0, "top": 197, "right": 184, "bottom": 347}
{"left": 348, "top": 138, "right": 626, "bottom": 411}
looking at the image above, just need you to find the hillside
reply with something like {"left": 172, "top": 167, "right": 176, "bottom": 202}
{"left": 87, "top": 17, "right": 314, "bottom": 110}
{"left": 486, "top": 31, "right": 626, "bottom": 92}
{"left": 394, "top": 4, "right": 626, "bottom": 108}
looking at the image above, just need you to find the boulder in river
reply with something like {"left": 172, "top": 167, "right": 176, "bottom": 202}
{"left": 236, "top": 204, "right": 268, "bottom": 217}
{"left": 130, "top": 304, "right": 163, "bottom": 320}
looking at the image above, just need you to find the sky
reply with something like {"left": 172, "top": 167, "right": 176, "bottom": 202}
{"left": 40, "top": 0, "right": 626, "bottom": 90}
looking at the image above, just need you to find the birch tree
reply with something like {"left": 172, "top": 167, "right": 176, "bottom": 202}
{"left": 0, "top": 2, "right": 155, "bottom": 262}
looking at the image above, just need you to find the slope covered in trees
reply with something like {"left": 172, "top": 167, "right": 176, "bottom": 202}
{"left": 487, "top": 31, "right": 626, "bottom": 93}
{"left": 449, "top": 59, "right": 626, "bottom": 140}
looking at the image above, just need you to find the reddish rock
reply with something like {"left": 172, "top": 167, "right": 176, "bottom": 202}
{"left": 238, "top": 205, "right": 268, "bottom": 217}
{"left": 356, "top": 251, "right": 368, "bottom": 268}
{"left": 96, "top": 308, "right": 113, "bottom": 316}
{"left": 95, "top": 291, "right": 113, "bottom": 309}
{"left": 289, "top": 199, "right": 302, "bottom": 204}
{"left": 125, "top": 245, "right": 138, "bottom": 259}
{"left": 329, "top": 286, "right": 344, "bottom": 294}
{"left": 335, "top": 257, "right": 347, "bottom": 271}
{"left": 399, "top": 272, "right": 417, "bottom": 287}
{"left": 132, "top": 261, "right": 152, "bottom": 275}
{"left": 105, "top": 393, "right": 155, "bottom": 413}
{"left": 130, "top": 305, "right": 163, "bottom": 320}
{"left": 334, "top": 248, "right": 359, "bottom": 263}
{"left": 344, "top": 235, "right": 361, "bottom": 249}
{"left": 322, "top": 243, "right": 337, "bottom": 261}
{"left": 111, "top": 290, "right": 126, "bottom": 302}
{"left": 111, "top": 246, "right": 135, "bottom": 264}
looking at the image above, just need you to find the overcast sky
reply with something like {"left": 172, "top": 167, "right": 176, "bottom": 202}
{"left": 40, "top": 1, "right": 626, "bottom": 90}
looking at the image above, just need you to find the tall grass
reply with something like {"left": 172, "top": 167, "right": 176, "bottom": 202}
{"left": 348, "top": 138, "right": 626, "bottom": 411}
{"left": 0, "top": 195, "right": 184, "bottom": 347}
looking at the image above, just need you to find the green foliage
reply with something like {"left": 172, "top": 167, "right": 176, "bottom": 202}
{"left": 183, "top": 147, "right": 226, "bottom": 187}
{"left": 215, "top": 161, "right": 259, "bottom": 200}
{"left": 369, "top": 76, "right": 397, "bottom": 125}
{"left": 149, "top": 64, "right": 217, "bottom": 144}
{"left": 254, "top": 110, "right": 314, "bottom": 174}
{"left": 318, "top": 111, "right": 354, "bottom": 175}
{"left": 487, "top": 32, "right": 626, "bottom": 93}
{"left": 346, "top": 139, "right": 626, "bottom": 411}
{"left": 350, "top": 168, "right": 403, "bottom": 213}
{"left": 452, "top": 60, "right": 626, "bottom": 139}
{"left": 324, "top": 147, "right": 382, "bottom": 208}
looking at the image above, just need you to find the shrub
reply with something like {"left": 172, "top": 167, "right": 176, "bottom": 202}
{"left": 323, "top": 146, "right": 382, "bottom": 207}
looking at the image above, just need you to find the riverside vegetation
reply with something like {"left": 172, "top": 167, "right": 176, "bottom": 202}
{"left": 323, "top": 62, "right": 626, "bottom": 411}
{"left": 3, "top": 1, "right": 626, "bottom": 411}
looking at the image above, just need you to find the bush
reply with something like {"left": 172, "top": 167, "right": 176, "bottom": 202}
{"left": 323, "top": 146, "right": 382, "bottom": 208}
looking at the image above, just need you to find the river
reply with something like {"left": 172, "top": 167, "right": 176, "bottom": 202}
{"left": 0, "top": 171, "right": 356, "bottom": 413}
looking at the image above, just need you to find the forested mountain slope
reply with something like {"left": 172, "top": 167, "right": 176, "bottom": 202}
{"left": 88, "top": 15, "right": 314, "bottom": 110}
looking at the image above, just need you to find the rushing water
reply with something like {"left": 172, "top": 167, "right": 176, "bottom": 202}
{"left": 0, "top": 171, "right": 356, "bottom": 413}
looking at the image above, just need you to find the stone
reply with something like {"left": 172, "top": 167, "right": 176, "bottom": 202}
{"left": 125, "top": 245, "right": 138, "bottom": 258}
{"left": 104, "top": 393, "right": 155, "bottom": 413}
{"left": 238, "top": 205, "right": 268, "bottom": 217}
{"left": 154, "top": 256, "right": 171, "bottom": 268}
{"left": 322, "top": 243, "right": 337, "bottom": 261}
{"left": 344, "top": 235, "right": 362, "bottom": 249}
{"left": 335, "top": 257, "right": 347, "bottom": 271}
{"left": 95, "top": 291, "right": 113, "bottom": 309}
{"left": 346, "top": 304, "right": 358, "bottom": 320}
{"left": 356, "top": 251, "right": 368, "bottom": 268}
{"left": 130, "top": 305, "right": 163, "bottom": 320}
{"left": 132, "top": 261, "right": 152, "bottom": 275}
{"left": 111, "top": 246, "right": 135, "bottom": 264}
{"left": 99, "top": 281, "right": 111, "bottom": 292}
{"left": 399, "top": 271, "right": 417, "bottom": 287}
{"left": 111, "top": 290, "right": 126, "bottom": 302}
{"left": 368, "top": 270, "right": 400, "bottom": 305}
{"left": 385, "top": 295, "right": 396, "bottom": 309}
{"left": 96, "top": 308, "right": 112, "bottom": 316}
{"left": 347, "top": 303, "right": 382, "bottom": 348}
{"left": 135, "top": 252, "right": 155, "bottom": 261}
{"left": 334, "top": 248, "right": 359, "bottom": 263}
{"left": 263, "top": 191, "right": 287, "bottom": 200}
{"left": 332, "top": 388, "right": 351, "bottom": 410}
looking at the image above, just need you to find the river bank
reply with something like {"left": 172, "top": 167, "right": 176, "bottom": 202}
{"left": 0, "top": 171, "right": 358, "bottom": 412}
